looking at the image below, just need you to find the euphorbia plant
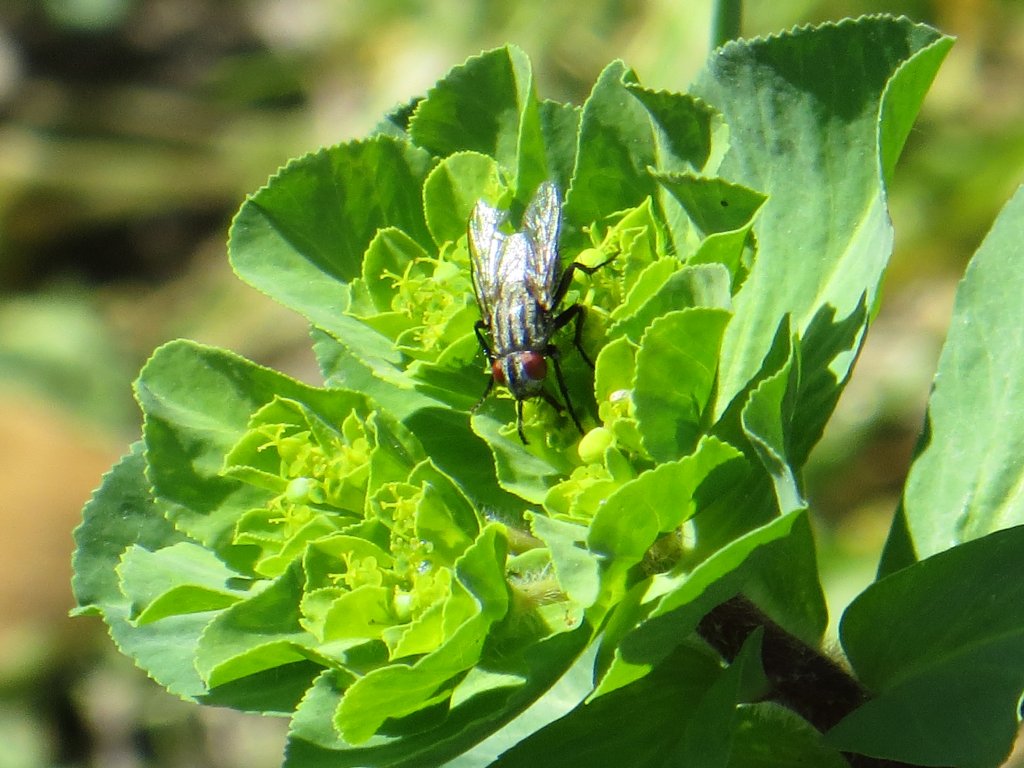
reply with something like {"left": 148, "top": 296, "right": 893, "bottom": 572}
{"left": 72, "top": 13, "right": 1024, "bottom": 768}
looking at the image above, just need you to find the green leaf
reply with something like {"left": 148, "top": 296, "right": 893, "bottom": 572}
{"left": 491, "top": 642, "right": 724, "bottom": 768}
{"left": 653, "top": 173, "right": 765, "bottom": 293}
{"left": 609, "top": 263, "right": 733, "bottom": 344}
{"left": 564, "top": 61, "right": 657, "bottom": 236}
{"left": 727, "top": 703, "right": 848, "bottom": 768}
{"left": 833, "top": 525, "right": 1024, "bottom": 767}
{"left": 624, "top": 85, "right": 723, "bottom": 174}
{"left": 408, "top": 458, "right": 481, "bottom": 554}
{"left": 686, "top": 230, "right": 753, "bottom": 292}
{"left": 195, "top": 562, "right": 319, "bottom": 689}
{"left": 422, "top": 152, "right": 504, "bottom": 246}
{"left": 496, "top": 633, "right": 771, "bottom": 768}
{"left": 471, "top": 398, "right": 579, "bottom": 505}
{"left": 403, "top": 407, "right": 530, "bottom": 520}
{"left": 634, "top": 308, "right": 731, "bottom": 462}
{"left": 588, "top": 436, "right": 743, "bottom": 569}
{"left": 596, "top": 510, "right": 811, "bottom": 697}
{"left": 118, "top": 542, "right": 247, "bottom": 623}
{"left": 311, "top": 328, "right": 439, "bottom": 421}
{"left": 788, "top": 299, "right": 868, "bottom": 467}
{"left": 728, "top": 501, "right": 827, "bottom": 650}
{"left": 72, "top": 443, "right": 184, "bottom": 616}
{"left": 528, "top": 514, "right": 600, "bottom": 609}
{"left": 307, "top": 336, "right": 513, "bottom": 517}
{"left": 620, "top": 86, "right": 729, "bottom": 251}
{"left": 450, "top": 636, "right": 597, "bottom": 767}
{"left": 334, "top": 525, "right": 509, "bottom": 744}
{"left": 229, "top": 136, "right": 434, "bottom": 331}
{"left": 593, "top": 335, "right": 636, "bottom": 404}
{"left": 891, "top": 185, "right": 1024, "bottom": 564}
{"left": 740, "top": 339, "right": 802, "bottom": 515}
{"left": 538, "top": 100, "right": 582, "bottom": 193}
{"left": 71, "top": 444, "right": 208, "bottom": 699}
{"left": 360, "top": 227, "right": 434, "bottom": 315}
{"left": 409, "top": 45, "right": 546, "bottom": 193}
{"left": 135, "top": 340, "right": 375, "bottom": 559}
{"left": 75, "top": 452, "right": 321, "bottom": 714}
{"left": 655, "top": 173, "right": 767, "bottom": 238}
{"left": 693, "top": 18, "right": 953, "bottom": 433}
{"left": 668, "top": 631, "right": 767, "bottom": 768}
{"left": 285, "top": 629, "right": 591, "bottom": 768}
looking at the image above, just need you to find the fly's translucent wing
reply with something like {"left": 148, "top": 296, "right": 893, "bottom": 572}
{"left": 468, "top": 201, "right": 507, "bottom": 323}
{"left": 520, "top": 181, "right": 562, "bottom": 310}
{"left": 468, "top": 182, "right": 561, "bottom": 330}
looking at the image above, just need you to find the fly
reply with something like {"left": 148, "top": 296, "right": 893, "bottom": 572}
{"left": 467, "top": 181, "right": 613, "bottom": 444}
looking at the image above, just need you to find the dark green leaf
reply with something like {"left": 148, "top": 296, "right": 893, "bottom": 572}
{"left": 693, "top": 18, "right": 952, "bottom": 432}
{"left": 668, "top": 631, "right": 767, "bottom": 768}
{"left": 727, "top": 703, "right": 848, "bottom": 768}
{"left": 891, "top": 185, "right": 1024, "bottom": 564}
{"left": 787, "top": 299, "right": 868, "bottom": 468}
{"left": 655, "top": 173, "right": 766, "bottom": 237}
{"left": 492, "top": 642, "right": 724, "bottom": 768}
{"left": 624, "top": 85, "right": 723, "bottom": 174}
{"left": 833, "top": 525, "right": 1024, "bottom": 767}
{"left": 538, "top": 99, "right": 582, "bottom": 193}
{"left": 72, "top": 443, "right": 184, "bottom": 615}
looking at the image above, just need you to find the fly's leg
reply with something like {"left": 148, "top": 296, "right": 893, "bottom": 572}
{"left": 552, "top": 303, "right": 595, "bottom": 368}
{"left": 550, "top": 254, "right": 617, "bottom": 308}
{"left": 474, "top": 319, "right": 495, "bottom": 360}
{"left": 550, "top": 254, "right": 616, "bottom": 367}
{"left": 547, "top": 345, "right": 584, "bottom": 434}
{"left": 472, "top": 320, "right": 496, "bottom": 412}
{"left": 515, "top": 399, "right": 528, "bottom": 444}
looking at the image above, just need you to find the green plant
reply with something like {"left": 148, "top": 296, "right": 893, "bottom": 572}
{"left": 71, "top": 14, "right": 1024, "bottom": 768}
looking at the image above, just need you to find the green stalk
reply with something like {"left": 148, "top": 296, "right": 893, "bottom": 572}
{"left": 710, "top": 0, "right": 743, "bottom": 49}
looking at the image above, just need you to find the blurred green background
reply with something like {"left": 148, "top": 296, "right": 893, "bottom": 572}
{"left": 1, "top": 1, "right": 1021, "bottom": 765}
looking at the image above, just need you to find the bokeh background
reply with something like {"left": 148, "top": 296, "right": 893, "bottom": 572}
{"left": 1, "top": 1, "right": 1021, "bottom": 765}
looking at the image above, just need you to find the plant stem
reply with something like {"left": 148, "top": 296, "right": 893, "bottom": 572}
{"left": 696, "top": 596, "right": 946, "bottom": 768}
{"left": 710, "top": 0, "right": 743, "bottom": 49}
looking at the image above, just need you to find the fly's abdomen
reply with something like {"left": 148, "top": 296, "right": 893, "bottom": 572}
{"left": 492, "top": 289, "right": 549, "bottom": 355}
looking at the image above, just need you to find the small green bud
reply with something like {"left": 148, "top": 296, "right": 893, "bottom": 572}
{"left": 577, "top": 426, "right": 613, "bottom": 464}
{"left": 285, "top": 476, "right": 317, "bottom": 503}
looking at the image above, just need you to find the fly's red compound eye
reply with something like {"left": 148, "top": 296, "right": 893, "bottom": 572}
{"left": 492, "top": 359, "right": 507, "bottom": 386}
{"left": 521, "top": 352, "right": 548, "bottom": 382}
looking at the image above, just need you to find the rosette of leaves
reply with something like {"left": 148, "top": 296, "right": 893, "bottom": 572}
{"left": 77, "top": 16, "right": 1024, "bottom": 768}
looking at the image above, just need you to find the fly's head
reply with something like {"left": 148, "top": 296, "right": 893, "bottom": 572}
{"left": 494, "top": 351, "right": 548, "bottom": 400}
